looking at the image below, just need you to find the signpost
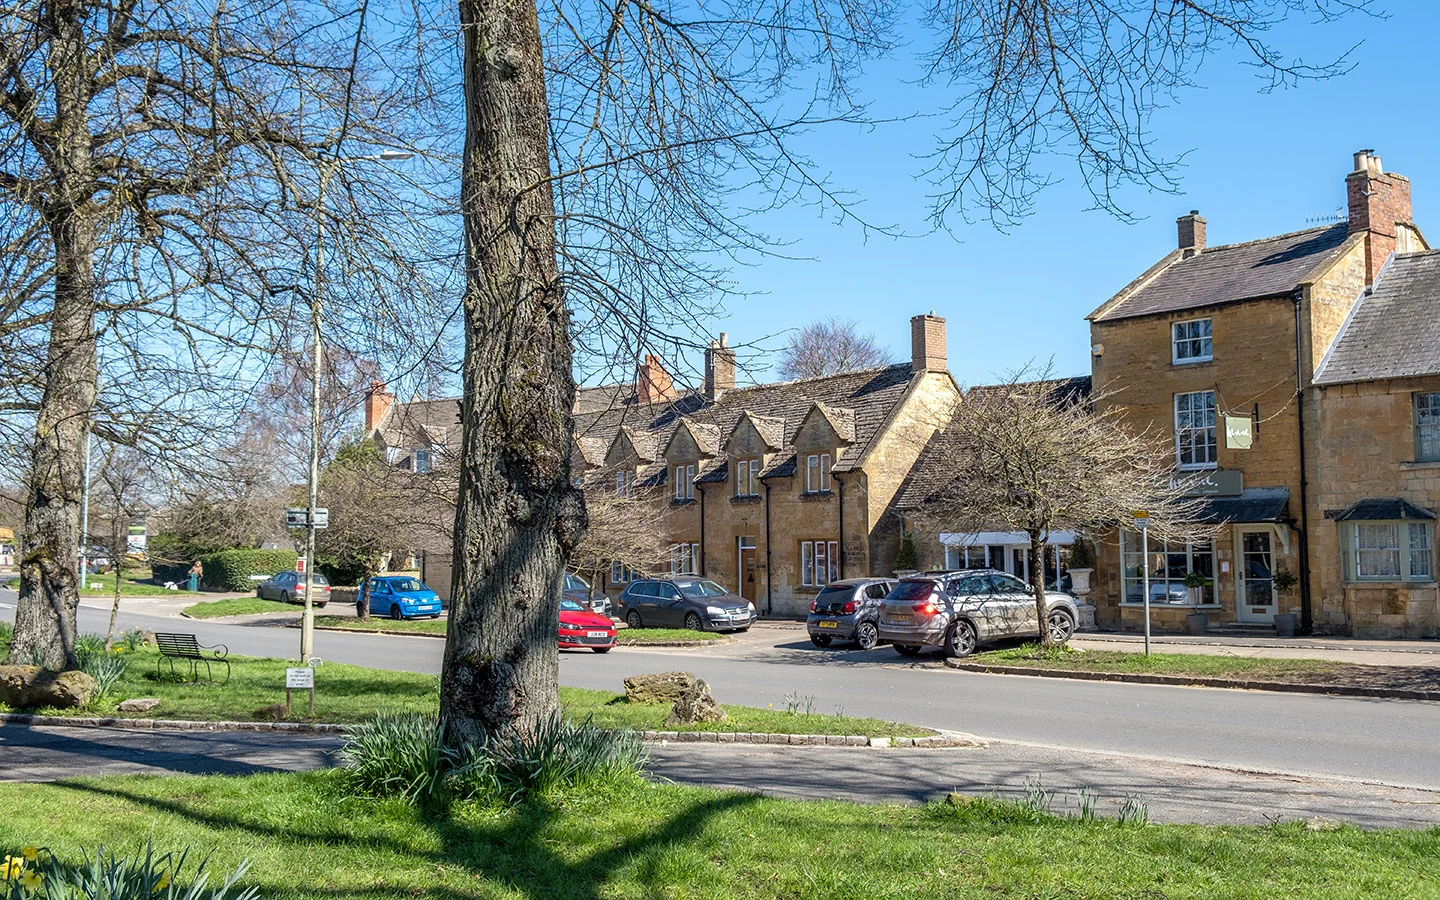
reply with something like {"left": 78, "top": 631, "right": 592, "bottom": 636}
{"left": 1132, "top": 511, "right": 1152, "bottom": 657}
{"left": 285, "top": 507, "right": 328, "bottom": 529}
{"left": 285, "top": 666, "right": 315, "bottom": 717}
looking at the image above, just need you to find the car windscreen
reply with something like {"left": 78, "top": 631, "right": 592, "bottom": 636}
{"left": 677, "top": 580, "right": 729, "bottom": 599}
{"left": 888, "top": 581, "right": 936, "bottom": 602}
{"left": 385, "top": 578, "right": 424, "bottom": 592}
{"left": 560, "top": 598, "right": 585, "bottom": 612}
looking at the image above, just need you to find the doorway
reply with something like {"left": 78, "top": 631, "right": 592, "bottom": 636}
{"left": 1234, "top": 528, "right": 1276, "bottom": 623}
{"left": 737, "top": 536, "right": 758, "bottom": 604}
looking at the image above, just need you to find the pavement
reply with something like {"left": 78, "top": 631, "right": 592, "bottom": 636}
{"left": 1071, "top": 631, "right": 1440, "bottom": 667}
{"left": 4, "top": 722, "right": 1437, "bottom": 829}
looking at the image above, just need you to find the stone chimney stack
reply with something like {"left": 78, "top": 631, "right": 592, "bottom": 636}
{"left": 1347, "top": 149, "right": 1413, "bottom": 284}
{"left": 1177, "top": 210, "right": 1206, "bottom": 257}
{"left": 704, "top": 332, "right": 736, "bottom": 401}
{"left": 364, "top": 381, "right": 394, "bottom": 432}
{"left": 910, "top": 312, "right": 947, "bottom": 375}
{"left": 636, "top": 354, "right": 678, "bottom": 405}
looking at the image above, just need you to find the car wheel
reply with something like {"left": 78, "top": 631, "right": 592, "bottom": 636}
{"left": 1046, "top": 609, "right": 1077, "bottom": 645}
{"left": 316, "top": 602, "right": 327, "bottom": 609}
{"left": 594, "top": 646, "right": 612, "bottom": 654}
{"left": 944, "top": 620, "right": 978, "bottom": 659}
{"left": 684, "top": 611, "right": 704, "bottom": 632}
{"left": 390, "top": 604, "right": 403, "bottom": 620}
{"left": 809, "top": 633, "right": 832, "bottom": 648}
{"left": 854, "top": 621, "right": 879, "bottom": 651}
{"left": 284, "top": 591, "right": 295, "bottom": 605}
{"left": 626, "top": 610, "right": 643, "bottom": 629}
{"left": 256, "top": 588, "right": 263, "bottom": 598}
{"left": 431, "top": 614, "right": 442, "bottom": 619}
{"left": 893, "top": 644, "right": 921, "bottom": 657}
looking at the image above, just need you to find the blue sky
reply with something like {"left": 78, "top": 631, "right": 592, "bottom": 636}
{"left": 711, "top": 1, "right": 1437, "bottom": 388}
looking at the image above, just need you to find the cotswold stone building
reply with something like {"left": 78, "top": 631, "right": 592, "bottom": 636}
{"left": 1083, "top": 150, "right": 1433, "bottom": 637}
{"left": 365, "top": 313, "right": 959, "bottom": 616}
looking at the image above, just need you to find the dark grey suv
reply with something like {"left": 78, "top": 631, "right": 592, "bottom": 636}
{"left": 806, "top": 577, "right": 896, "bottom": 649}
{"left": 878, "top": 569, "right": 1079, "bottom": 658}
{"left": 618, "top": 577, "right": 757, "bottom": 632}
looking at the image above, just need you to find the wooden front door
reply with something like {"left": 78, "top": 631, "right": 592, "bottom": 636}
{"left": 738, "top": 537, "right": 758, "bottom": 603}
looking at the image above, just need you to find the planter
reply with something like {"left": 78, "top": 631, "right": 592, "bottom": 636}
{"left": 1186, "top": 612, "right": 1208, "bottom": 636}
{"left": 1068, "top": 568, "right": 1092, "bottom": 595}
{"left": 1274, "top": 613, "right": 1298, "bottom": 638}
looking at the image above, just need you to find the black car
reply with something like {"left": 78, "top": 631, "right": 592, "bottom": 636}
{"left": 618, "top": 577, "right": 756, "bottom": 632}
{"left": 806, "top": 577, "right": 896, "bottom": 649}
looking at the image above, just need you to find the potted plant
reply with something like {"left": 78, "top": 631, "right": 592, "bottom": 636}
{"left": 1182, "top": 570, "right": 1212, "bottom": 605}
{"left": 1272, "top": 569, "right": 1299, "bottom": 637}
{"left": 1067, "top": 539, "right": 1094, "bottom": 595}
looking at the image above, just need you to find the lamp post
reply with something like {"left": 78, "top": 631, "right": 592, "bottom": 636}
{"left": 290, "top": 148, "right": 412, "bottom": 664}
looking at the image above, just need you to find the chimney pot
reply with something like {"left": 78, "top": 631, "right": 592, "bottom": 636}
{"left": 1177, "top": 211, "right": 1206, "bottom": 257}
{"left": 1346, "top": 148, "right": 1411, "bottom": 283}
{"left": 705, "top": 335, "right": 736, "bottom": 400}
{"left": 910, "top": 313, "right": 947, "bottom": 375}
{"left": 364, "top": 381, "right": 394, "bottom": 432}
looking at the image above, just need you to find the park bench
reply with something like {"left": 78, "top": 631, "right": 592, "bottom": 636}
{"left": 153, "top": 632, "right": 230, "bottom": 685}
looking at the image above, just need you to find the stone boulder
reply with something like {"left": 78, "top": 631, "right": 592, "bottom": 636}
{"left": 117, "top": 698, "right": 161, "bottom": 713}
{"left": 624, "top": 671, "right": 697, "bottom": 704}
{"left": 665, "top": 678, "right": 726, "bottom": 726}
{"left": 0, "top": 666, "right": 97, "bottom": 710}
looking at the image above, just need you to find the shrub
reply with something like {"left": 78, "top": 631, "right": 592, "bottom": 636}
{"left": 1068, "top": 538, "right": 1095, "bottom": 569}
{"left": 893, "top": 533, "right": 918, "bottom": 571}
{"left": 0, "top": 842, "right": 257, "bottom": 900}
{"left": 199, "top": 549, "right": 298, "bottom": 592}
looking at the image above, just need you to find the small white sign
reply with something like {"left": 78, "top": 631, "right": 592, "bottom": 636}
{"left": 285, "top": 667, "right": 315, "bottom": 689}
{"left": 1225, "top": 416, "right": 1253, "bottom": 450}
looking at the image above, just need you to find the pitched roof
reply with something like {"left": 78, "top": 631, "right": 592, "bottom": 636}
{"left": 376, "top": 398, "right": 461, "bottom": 451}
{"left": 1193, "top": 487, "right": 1291, "bottom": 524}
{"left": 1090, "top": 224, "right": 1355, "bottom": 322}
{"left": 1314, "top": 251, "right": 1440, "bottom": 385}
{"left": 1326, "top": 497, "right": 1435, "bottom": 521}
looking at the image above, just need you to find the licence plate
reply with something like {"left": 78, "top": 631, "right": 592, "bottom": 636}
{"left": 817, "top": 621, "right": 838, "bottom": 629}
{"left": 587, "top": 631, "right": 609, "bottom": 639}
{"left": 886, "top": 613, "right": 912, "bottom": 623}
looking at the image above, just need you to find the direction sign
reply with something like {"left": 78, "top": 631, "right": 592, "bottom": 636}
{"left": 284, "top": 507, "right": 329, "bottom": 529}
{"left": 311, "top": 508, "right": 328, "bottom": 528}
{"left": 1131, "top": 510, "right": 1150, "bottom": 530}
{"left": 285, "top": 667, "right": 314, "bottom": 689}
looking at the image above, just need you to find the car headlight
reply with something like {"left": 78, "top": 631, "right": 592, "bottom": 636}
{"left": 705, "top": 605, "right": 726, "bottom": 616}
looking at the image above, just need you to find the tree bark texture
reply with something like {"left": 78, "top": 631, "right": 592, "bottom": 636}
{"left": 441, "top": 0, "right": 584, "bottom": 743}
{"left": 9, "top": 0, "right": 98, "bottom": 669}
{"left": 1028, "top": 532, "right": 1052, "bottom": 648}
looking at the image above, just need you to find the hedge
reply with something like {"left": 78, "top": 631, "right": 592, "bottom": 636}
{"left": 200, "top": 548, "right": 299, "bottom": 591}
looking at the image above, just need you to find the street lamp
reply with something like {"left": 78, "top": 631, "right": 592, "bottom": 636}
{"left": 289, "top": 148, "right": 412, "bottom": 664}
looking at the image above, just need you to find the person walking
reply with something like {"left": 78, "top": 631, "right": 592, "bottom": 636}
{"left": 187, "top": 559, "right": 203, "bottom": 592}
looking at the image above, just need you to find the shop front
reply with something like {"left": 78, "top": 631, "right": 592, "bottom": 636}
{"left": 939, "top": 531, "right": 1076, "bottom": 591}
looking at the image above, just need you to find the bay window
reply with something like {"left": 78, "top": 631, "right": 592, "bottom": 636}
{"left": 1343, "top": 521, "right": 1434, "bottom": 582}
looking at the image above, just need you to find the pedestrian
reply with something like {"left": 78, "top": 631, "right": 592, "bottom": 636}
{"left": 188, "top": 559, "right": 203, "bottom": 592}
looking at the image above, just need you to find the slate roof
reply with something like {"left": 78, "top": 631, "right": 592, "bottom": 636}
{"left": 1314, "top": 251, "right": 1440, "bottom": 385}
{"left": 1193, "top": 487, "right": 1291, "bottom": 524}
{"left": 1090, "top": 224, "right": 1356, "bottom": 322}
{"left": 893, "top": 377, "right": 1093, "bottom": 510}
{"left": 376, "top": 398, "right": 462, "bottom": 454}
{"left": 573, "top": 363, "right": 920, "bottom": 480}
{"left": 1326, "top": 497, "right": 1436, "bottom": 521}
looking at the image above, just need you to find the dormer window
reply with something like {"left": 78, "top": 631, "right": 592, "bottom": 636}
{"left": 414, "top": 449, "right": 432, "bottom": 474}
{"left": 1172, "top": 318, "right": 1213, "bottom": 364}
{"left": 805, "top": 453, "right": 832, "bottom": 493}
{"left": 735, "top": 459, "right": 760, "bottom": 497}
{"left": 615, "top": 470, "right": 634, "bottom": 498}
{"left": 673, "top": 464, "right": 695, "bottom": 500}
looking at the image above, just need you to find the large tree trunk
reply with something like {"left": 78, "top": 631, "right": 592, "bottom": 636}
{"left": 10, "top": 1, "right": 97, "bottom": 669}
{"left": 441, "top": 0, "right": 584, "bottom": 743}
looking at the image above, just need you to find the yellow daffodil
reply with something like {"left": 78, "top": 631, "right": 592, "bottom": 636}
{"left": 153, "top": 870, "right": 171, "bottom": 892}
{"left": 18, "top": 869, "right": 42, "bottom": 890}
{"left": 20, "top": 847, "right": 36, "bottom": 862}
{"left": 2, "top": 856, "right": 23, "bottom": 880}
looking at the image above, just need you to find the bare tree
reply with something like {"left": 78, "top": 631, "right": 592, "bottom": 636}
{"left": 87, "top": 447, "right": 155, "bottom": 648}
{"left": 779, "top": 318, "right": 892, "bottom": 380}
{"left": 915, "top": 373, "right": 1211, "bottom": 648}
{"left": 569, "top": 482, "right": 671, "bottom": 585}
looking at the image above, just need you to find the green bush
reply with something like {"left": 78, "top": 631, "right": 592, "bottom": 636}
{"left": 894, "top": 533, "right": 918, "bottom": 571}
{"left": 0, "top": 841, "right": 257, "bottom": 900}
{"left": 82, "top": 654, "right": 129, "bottom": 701}
{"left": 147, "top": 533, "right": 216, "bottom": 584}
{"left": 0, "top": 621, "right": 12, "bottom": 659}
{"left": 199, "top": 549, "right": 298, "bottom": 592}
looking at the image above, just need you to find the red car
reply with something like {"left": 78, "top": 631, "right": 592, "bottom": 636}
{"left": 558, "top": 597, "right": 616, "bottom": 652}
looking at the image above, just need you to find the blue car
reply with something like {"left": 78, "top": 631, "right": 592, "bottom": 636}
{"left": 367, "top": 576, "right": 443, "bottom": 620}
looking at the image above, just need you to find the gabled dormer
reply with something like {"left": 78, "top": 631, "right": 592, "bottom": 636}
{"left": 604, "top": 427, "right": 656, "bottom": 497}
{"left": 724, "top": 412, "right": 783, "bottom": 499}
{"left": 794, "top": 402, "right": 855, "bottom": 450}
{"left": 662, "top": 418, "right": 720, "bottom": 462}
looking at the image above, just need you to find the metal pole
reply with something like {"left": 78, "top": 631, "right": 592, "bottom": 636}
{"left": 1141, "top": 524, "right": 1151, "bottom": 657}
{"left": 78, "top": 430, "right": 92, "bottom": 579}
{"left": 301, "top": 164, "right": 333, "bottom": 664}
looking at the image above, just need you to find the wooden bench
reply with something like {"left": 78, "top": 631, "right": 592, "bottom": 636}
{"left": 153, "top": 632, "right": 230, "bottom": 685}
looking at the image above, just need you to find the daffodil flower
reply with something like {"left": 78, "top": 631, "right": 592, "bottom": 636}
{"left": 20, "top": 847, "right": 36, "bottom": 862}
{"left": 2, "top": 856, "right": 23, "bottom": 880}
{"left": 18, "top": 869, "right": 42, "bottom": 890}
{"left": 153, "top": 870, "right": 171, "bottom": 892}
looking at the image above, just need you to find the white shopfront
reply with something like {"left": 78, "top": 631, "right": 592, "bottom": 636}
{"left": 938, "top": 531, "right": 1076, "bottom": 587}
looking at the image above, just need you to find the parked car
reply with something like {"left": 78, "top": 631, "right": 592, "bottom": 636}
{"left": 258, "top": 571, "right": 331, "bottom": 608}
{"left": 878, "top": 569, "right": 1078, "bottom": 658}
{"left": 367, "top": 575, "right": 443, "bottom": 619}
{"left": 565, "top": 571, "right": 610, "bottom": 617}
{"left": 806, "top": 577, "right": 896, "bottom": 649}
{"left": 558, "top": 597, "right": 617, "bottom": 652}
{"left": 618, "top": 576, "right": 756, "bottom": 632}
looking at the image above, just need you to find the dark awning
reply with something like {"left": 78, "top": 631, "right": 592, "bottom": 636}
{"left": 1327, "top": 498, "right": 1436, "bottom": 521}
{"left": 1194, "top": 487, "right": 1290, "bottom": 524}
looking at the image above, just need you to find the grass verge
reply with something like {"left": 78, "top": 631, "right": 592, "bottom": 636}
{"left": 617, "top": 627, "right": 726, "bottom": 644}
{"left": 312, "top": 615, "right": 447, "bottom": 634}
{"left": 74, "top": 570, "right": 177, "bottom": 597}
{"left": 1, "top": 771, "right": 1436, "bottom": 899}
{"left": 184, "top": 597, "right": 300, "bottom": 619}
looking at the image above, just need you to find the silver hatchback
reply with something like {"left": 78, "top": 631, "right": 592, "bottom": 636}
{"left": 878, "top": 570, "right": 1079, "bottom": 658}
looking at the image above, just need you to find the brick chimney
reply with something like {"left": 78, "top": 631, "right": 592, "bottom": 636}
{"left": 910, "top": 312, "right": 947, "bottom": 374}
{"left": 1347, "top": 149, "right": 1413, "bottom": 284}
{"left": 1177, "top": 210, "right": 1206, "bottom": 257}
{"left": 704, "top": 332, "right": 736, "bottom": 400}
{"left": 363, "top": 380, "right": 394, "bottom": 432}
{"left": 636, "top": 354, "right": 677, "bottom": 404}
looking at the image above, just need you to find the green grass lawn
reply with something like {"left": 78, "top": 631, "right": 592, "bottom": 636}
{"left": 971, "top": 644, "right": 1355, "bottom": 681}
{"left": 617, "top": 627, "right": 726, "bottom": 644}
{"left": 1, "top": 771, "right": 1436, "bottom": 899}
{"left": 313, "top": 614, "right": 447, "bottom": 634}
{"left": 184, "top": 597, "right": 300, "bottom": 619}
{"left": 75, "top": 570, "right": 178, "bottom": 597}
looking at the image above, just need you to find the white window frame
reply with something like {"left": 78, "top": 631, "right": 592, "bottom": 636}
{"left": 1171, "top": 318, "right": 1213, "bottom": 365}
{"left": 805, "top": 453, "right": 832, "bottom": 493}
{"left": 669, "top": 542, "right": 700, "bottom": 575}
{"left": 1118, "top": 529, "right": 1215, "bottom": 606}
{"left": 1415, "top": 393, "right": 1440, "bottom": 463}
{"left": 414, "top": 449, "right": 432, "bottom": 474}
{"left": 1174, "top": 390, "right": 1218, "bottom": 470}
{"left": 800, "top": 539, "right": 840, "bottom": 586}
{"left": 735, "top": 458, "right": 760, "bottom": 497}
{"left": 610, "top": 560, "right": 636, "bottom": 584}
{"left": 673, "top": 464, "right": 695, "bottom": 500}
{"left": 615, "top": 470, "right": 634, "bottom": 498}
{"left": 1343, "top": 520, "right": 1435, "bottom": 583}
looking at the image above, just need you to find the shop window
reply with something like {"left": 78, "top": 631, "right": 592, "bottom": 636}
{"left": 1119, "top": 530, "right": 1214, "bottom": 604}
{"left": 1343, "top": 521, "right": 1434, "bottom": 582}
